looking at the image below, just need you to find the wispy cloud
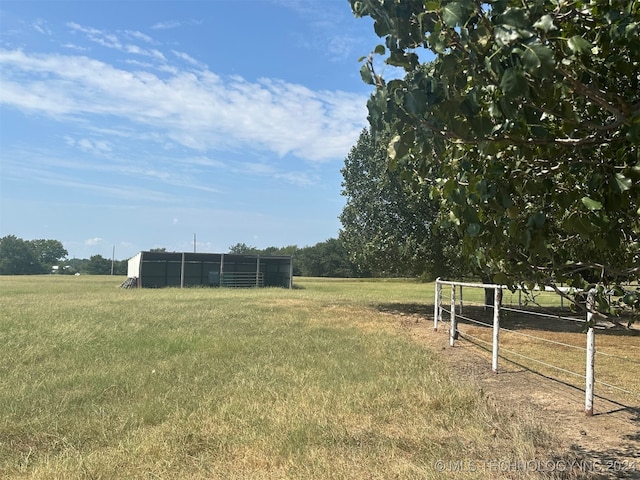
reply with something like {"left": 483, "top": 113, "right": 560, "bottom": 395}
{"left": 62, "top": 43, "right": 88, "bottom": 52}
{"left": 150, "top": 20, "right": 182, "bottom": 30}
{"left": 273, "top": 0, "right": 368, "bottom": 62}
{"left": 171, "top": 49, "right": 204, "bottom": 68}
{"left": 67, "top": 22, "right": 167, "bottom": 61}
{"left": 33, "top": 19, "right": 52, "bottom": 36}
{"left": 124, "top": 30, "right": 156, "bottom": 44}
{"left": 2, "top": 140, "right": 222, "bottom": 202}
{"left": 85, "top": 237, "right": 103, "bottom": 246}
{"left": 150, "top": 19, "right": 202, "bottom": 30}
{"left": 64, "top": 136, "right": 112, "bottom": 154}
{"left": 3, "top": 155, "right": 181, "bottom": 203}
{"left": 0, "top": 45, "right": 367, "bottom": 162}
{"left": 67, "top": 22, "right": 122, "bottom": 49}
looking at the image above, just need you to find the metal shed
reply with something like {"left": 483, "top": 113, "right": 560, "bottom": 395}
{"left": 126, "top": 251, "right": 293, "bottom": 288}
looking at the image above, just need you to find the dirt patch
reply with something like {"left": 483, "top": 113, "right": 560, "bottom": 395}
{"left": 381, "top": 305, "right": 640, "bottom": 480}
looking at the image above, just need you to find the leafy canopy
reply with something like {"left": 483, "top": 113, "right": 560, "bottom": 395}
{"left": 340, "top": 129, "right": 463, "bottom": 279}
{"left": 350, "top": 0, "right": 640, "bottom": 314}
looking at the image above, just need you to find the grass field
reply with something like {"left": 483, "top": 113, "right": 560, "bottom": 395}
{"left": 0, "top": 275, "right": 598, "bottom": 479}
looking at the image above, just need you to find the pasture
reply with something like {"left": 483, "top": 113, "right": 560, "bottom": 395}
{"left": 0, "top": 275, "right": 629, "bottom": 479}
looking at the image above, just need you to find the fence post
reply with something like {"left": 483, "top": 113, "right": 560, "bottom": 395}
{"left": 180, "top": 252, "right": 185, "bottom": 288}
{"left": 450, "top": 285, "right": 457, "bottom": 346}
{"left": 459, "top": 285, "right": 463, "bottom": 315}
{"left": 585, "top": 289, "right": 596, "bottom": 416}
{"left": 492, "top": 286, "right": 502, "bottom": 373}
{"left": 434, "top": 279, "right": 441, "bottom": 331}
{"left": 439, "top": 282, "right": 443, "bottom": 327}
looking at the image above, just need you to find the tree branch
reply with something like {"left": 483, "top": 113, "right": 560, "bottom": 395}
{"left": 556, "top": 66, "right": 632, "bottom": 125}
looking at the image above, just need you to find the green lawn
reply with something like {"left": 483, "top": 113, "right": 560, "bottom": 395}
{"left": 0, "top": 275, "right": 560, "bottom": 479}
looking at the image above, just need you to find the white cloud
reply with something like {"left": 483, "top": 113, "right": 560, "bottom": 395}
{"left": 33, "top": 19, "right": 52, "bottom": 36}
{"left": 150, "top": 20, "right": 202, "bottom": 30}
{"left": 171, "top": 50, "right": 204, "bottom": 68}
{"left": 85, "top": 237, "right": 103, "bottom": 246}
{"left": 124, "top": 30, "right": 155, "bottom": 44}
{"left": 65, "top": 136, "right": 112, "bottom": 154}
{"left": 66, "top": 23, "right": 167, "bottom": 62}
{"left": 150, "top": 20, "right": 182, "bottom": 30}
{"left": 124, "top": 44, "right": 144, "bottom": 55}
{"left": 0, "top": 48, "right": 368, "bottom": 162}
{"left": 67, "top": 22, "right": 123, "bottom": 50}
{"left": 62, "top": 43, "right": 88, "bottom": 52}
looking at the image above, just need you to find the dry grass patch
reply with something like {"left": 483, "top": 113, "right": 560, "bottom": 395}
{"left": 0, "top": 276, "right": 586, "bottom": 479}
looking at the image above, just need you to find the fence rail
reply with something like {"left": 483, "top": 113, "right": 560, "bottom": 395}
{"left": 221, "top": 272, "right": 264, "bottom": 288}
{"left": 434, "top": 279, "right": 638, "bottom": 416}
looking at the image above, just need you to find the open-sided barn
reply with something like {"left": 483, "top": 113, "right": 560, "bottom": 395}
{"left": 126, "top": 251, "right": 293, "bottom": 288}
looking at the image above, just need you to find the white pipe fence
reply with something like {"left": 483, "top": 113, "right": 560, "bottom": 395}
{"left": 433, "top": 278, "right": 631, "bottom": 417}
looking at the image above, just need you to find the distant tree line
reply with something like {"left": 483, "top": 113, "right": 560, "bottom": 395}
{"left": 0, "top": 235, "right": 365, "bottom": 278}
{"left": 227, "top": 239, "right": 363, "bottom": 278}
{"left": 0, "top": 235, "right": 128, "bottom": 276}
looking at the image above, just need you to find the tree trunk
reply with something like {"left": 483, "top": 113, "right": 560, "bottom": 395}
{"left": 481, "top": 275, "right": 501, "bottom": 311}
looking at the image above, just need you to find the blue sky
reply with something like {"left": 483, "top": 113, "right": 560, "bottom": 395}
{"left": 0, "top": 0, "right": 382, "bottom": 260}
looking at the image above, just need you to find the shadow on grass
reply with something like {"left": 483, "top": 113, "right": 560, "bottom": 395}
{"left": 377, "top": 302, "right": 431, "bottom": 318}
{"left": 461, "top": 332, "right": 639, "bottom": 406}
{"left": 376, "top": 302, "right": 639, "bottom": 336}
{"left": 559, "top": 408, "right": 640, "bottom": 479}
{"left": 568, "top": 437, "right": 640, "bottom": 480}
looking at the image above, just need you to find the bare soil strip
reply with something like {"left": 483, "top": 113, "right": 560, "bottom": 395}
{"left": 392, "top": 312, "right": 640, "bottom": 480}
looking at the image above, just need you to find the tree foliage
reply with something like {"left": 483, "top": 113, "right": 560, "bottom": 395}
{"left": 228, "top": 241, "right": 361, "bottom": 277}
{"left": 0, "top": 235, "right": 43, "bottom": 274}
{"left": 295, "top": 238, "right": 361, "bottom": 278}
{"left": 340, "top": 129, "right": 463, "bottom": 279}
{"left": 227, "top": 243, "right": 259, "bottom": 255}
{"left": 351, "top": 0, "right": 640, "bottom": 316}
{"left": 63, "top": 257, "right": 127, "bottom": 275}
{"left": 28, "top": 239, "right": 68, "bottom": 270}
{"left": 85, "top": 255, "right": 113, "bottom": 275}
{"left": 0, "top": 235, "right": 129, "bottom": 275}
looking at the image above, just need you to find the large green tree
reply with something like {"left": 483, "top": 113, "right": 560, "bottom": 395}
{"left": 28, "top": 239, "right": 68, "bottom": 269}
{"left": 85, "top": 255, "right": 112, "bottom": 275}
{"left": 0, "top": 235, "right": 43, "bottom": 274}
{"left": 351, "top": 0, "right": 639, "bottom": 315}
{"left": 340, "top": 128, "right": 462, "bottom": 279}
